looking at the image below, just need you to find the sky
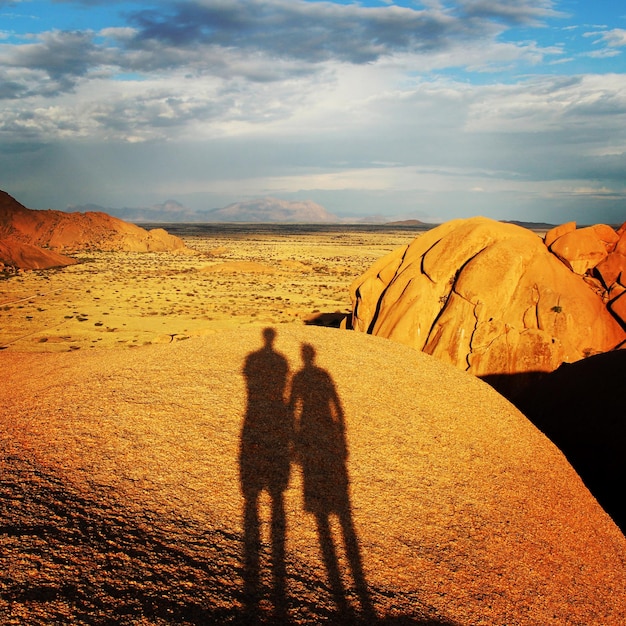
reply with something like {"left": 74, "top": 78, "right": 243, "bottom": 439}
{"left": 1, "top": 0, "right": 626, "bottom": 224}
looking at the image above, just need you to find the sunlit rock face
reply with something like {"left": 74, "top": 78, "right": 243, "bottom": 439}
{"left": 0, "top": 190, "right": 188, "bottom": 271}
{"left": 2, "top": 326, "right": 626, "bottom": 624}
{"left": 547, "top": 220, "right": 626, "bottom": 330}
{"left": 349, "top": 217, "right": 626, "bottom": 386}
{"left": 0, "top": 238, "right": 78, "bottom": 271}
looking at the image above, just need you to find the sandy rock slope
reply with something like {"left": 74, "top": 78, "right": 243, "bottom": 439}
{"left": 2, "top": 325, "right": 625, "bottom": 625}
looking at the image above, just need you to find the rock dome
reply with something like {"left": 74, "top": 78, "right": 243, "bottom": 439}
{"left": 349, "top": 217, "right": 626, "bottom": 394}
{"left": 2, "top": 325, "right": 625, "bottom": 624}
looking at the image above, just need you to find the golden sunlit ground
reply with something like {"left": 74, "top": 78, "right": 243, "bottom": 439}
{"left": 0, "top": 225, "right": 423, "bottom": 352}
{"left": 4, "top": 224, "right": 626, "bottom": 626}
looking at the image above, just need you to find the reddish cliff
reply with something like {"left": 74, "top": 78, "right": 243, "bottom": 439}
{"left": 0, "top": 190, "right": 188, "bottom": 271}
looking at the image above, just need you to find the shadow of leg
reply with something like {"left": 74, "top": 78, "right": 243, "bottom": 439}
{"left": 243, "top": 491, "right": 261, "bottom": 618}
{"left": 271, "top": 492, "right": 288, "bottom": 621}
{"left": 339, "top": 508, "right": 376, "bottom": 620}
{"left": 315, "top": 512, "right": 352, "bottom": 618}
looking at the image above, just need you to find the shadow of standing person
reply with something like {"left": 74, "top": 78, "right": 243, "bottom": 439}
{"left": 239, "top": 327, "right": 292, "bottom": 621}
{"left": 289, "top": 343, "right": 374, "bottom": 622}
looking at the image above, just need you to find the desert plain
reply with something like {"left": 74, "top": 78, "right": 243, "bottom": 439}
{"left": 0, "top": 224, "right": 421, "bottom": 353}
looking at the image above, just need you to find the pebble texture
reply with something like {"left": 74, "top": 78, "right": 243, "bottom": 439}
{"left": 2, "top": 325, "right": 626, "bottom": 624}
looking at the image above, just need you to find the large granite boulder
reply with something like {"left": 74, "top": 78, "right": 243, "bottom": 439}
{"left": 2, "top": 325, "right": 625, "bottom": 624}
{"left": 549, "top": 225, "right": 612, "bottom": 274}
{"left": 548, "top": 221, "right": 626, "bottom": 331}
{"left": 349, "top": 218, "right": 626, "bottom": 392}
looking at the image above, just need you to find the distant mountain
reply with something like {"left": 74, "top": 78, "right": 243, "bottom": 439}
{"left": 385, "top": 219, "right": 429, "bottom": 227}
{"left": 206, "top": 197, "right": 339, "bottom": 223}
{"left": 71, "top": 197, "right": 340, "bottom": 223}
{"left": 501, "top": 220, "right": 556, "bottom": 231}
{"left": 71, "top": 200, "right": 200, "bottom": 223}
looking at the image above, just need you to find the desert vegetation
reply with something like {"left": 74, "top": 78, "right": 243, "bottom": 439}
{"left": 0, "top": 225, "right": 419, "bottom": 352}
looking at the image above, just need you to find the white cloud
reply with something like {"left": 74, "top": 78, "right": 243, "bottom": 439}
{"left": 1, "top": 0, "right": 625, "bottom": 224}
{"left": 592, "top": 28, "right": 626, "bottom": 48}
{"left": 465, "top": 74, "right": 626, "bottom": 134}
{"left": 458, "top": 0, "right": 563, "bottom": 25}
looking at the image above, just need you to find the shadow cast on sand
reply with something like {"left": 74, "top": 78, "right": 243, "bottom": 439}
{"left": 1, "top": 325, "right": 459, "bottom": 625}
{"left": 290, "top": 342, "right": 375, "bottom": 622}
{"left": 238, "top": 328, "right": 458, "bottom": 624}
{"left": 1, "top": 443, "right": 457, "bottom": 625}
{"left": 482, "top": 349, "right": 626, "bottom": 535}
{"left": 239, "top": 327, "right": 292, "bottom": 621}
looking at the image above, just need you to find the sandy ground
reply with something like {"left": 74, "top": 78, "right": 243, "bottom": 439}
{"left": 0, "top": 225, "right": 418, "bottom": 353}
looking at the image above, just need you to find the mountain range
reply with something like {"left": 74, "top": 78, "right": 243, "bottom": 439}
{"left": 72, "top": 197, "right": 342, "bottom": 224}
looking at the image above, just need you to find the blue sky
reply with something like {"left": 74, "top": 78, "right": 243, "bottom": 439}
{"left": 1, "top": 0, "right": 626, "bottom": 223}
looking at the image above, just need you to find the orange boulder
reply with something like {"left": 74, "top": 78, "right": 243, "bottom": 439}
{"left": 595, "top": 248, "right": 626, "bottom": 290}
{"left": 549, "top": 225, "right": 613, "bottom": 275}
{"left": 592, "top": 223, "right": 621, "bottom": 250}
{"left": 349, "top": 217, "right": 626, "bottom": 390}
{"left": 617, "top": 227, "right": 626, "bottom": 254}
{"left": 544, "top": 220, "right": 576, "bottom": 248}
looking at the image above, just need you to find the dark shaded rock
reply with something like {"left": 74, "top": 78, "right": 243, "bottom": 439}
{"left": 515, "top": 349, "right": 626, "bottom": 534}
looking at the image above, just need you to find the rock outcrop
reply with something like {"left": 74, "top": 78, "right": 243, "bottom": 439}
{"left": 2, "top": 325, "right": 626, "bottom": 624}
{"left": 0, "top": 237, "right": 77, "bottom": 271}
{"left": 0, "top": 190, "right": 189, "bottom": 271}
{"left": 349, "top": 217, "right": 626, "bottom": 393}
{"left": 516, "top": 349, "right": 626, "bottom": 534}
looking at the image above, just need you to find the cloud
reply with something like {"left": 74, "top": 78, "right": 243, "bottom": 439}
{"left": 0, "top": 0, "right": 565, "bottom": 102}
{"left": 5, "top": 30, "right": 96, "bottom": 78}
{"left": 458, "top": 0, "right": 562, "bottom": 25}
{"left": 593, "top": 28, "right": 626, "bottom": 48}
{"left": 124, "top": 0, "right": 516, "bottom": 66}
{"left": 0, "top": 29, "right": 115, "bottom": 96}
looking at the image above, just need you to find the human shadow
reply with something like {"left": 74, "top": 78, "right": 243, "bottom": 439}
{"left": 239, "top": 327, "right": 293, "bottom": 621}
{"left": 289, "top": 343, "right": 374, "bottom": 621}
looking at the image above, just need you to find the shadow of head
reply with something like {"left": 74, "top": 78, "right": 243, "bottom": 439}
{"left": 301, "top": 342, "right": 316, "bottom": 365}
{"left": 262, "top": 326, "right": 276, "bottom": 344}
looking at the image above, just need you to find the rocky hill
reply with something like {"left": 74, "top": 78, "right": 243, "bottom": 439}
{"left": 0, "top": 190, "right": 189, "bottom": 271}
{"left": 2, "top": 325, "right": 625, "bottom": 624}
{"left": 206, "top": 197, "right": 339, "bottom": 223}
{"left": 349, "top": 217, "right": 626, "bottom": 395}
{"left": 70, "top": 197, "right": 341, "bottom": 223}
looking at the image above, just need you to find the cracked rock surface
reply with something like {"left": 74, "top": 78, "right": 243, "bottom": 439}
{"left": 349, "top": 218, "right": 626, "bottom": 393}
